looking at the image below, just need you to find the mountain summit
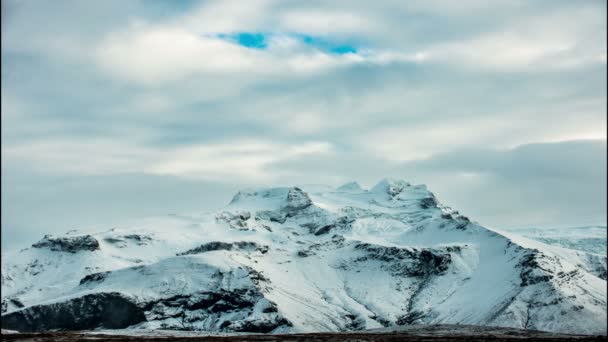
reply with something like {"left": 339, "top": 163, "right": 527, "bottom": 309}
{"left": 1, "top": 179, "right": 606, "bottom": 334}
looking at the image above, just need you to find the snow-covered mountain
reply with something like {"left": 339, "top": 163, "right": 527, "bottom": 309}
{"left": 1, "top": 179, "right": 606, "bottom": 335}
{"left": 500, "top": 226, "right": 607, "bottom": 256}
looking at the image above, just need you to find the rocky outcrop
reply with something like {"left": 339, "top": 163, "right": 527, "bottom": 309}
{"left": 1, "top": 298, "right": 24, "bottom": 314}
{"left": 283, "top": 188, "right": 313, "bottom": 213}
{"left": 518, "top": 252, "right": 554, "bottom": 287}
{"left": 79, "top": 271, "right": 111, "bottom": 285}
{"left": 32, "top": 235, "right": 100, "bottom": 253}
{"left": 142, "top": 288, "right": 290, "bottom": 332}
{"left": 216, "top": 211, "right": 252, "bottom": 230}
{"left": 229, "top": 317, "right": 292, "bottom": 333}
{"left": 352, "top": 243, "right": 454, "bottom": 277}
{"left": 0, "top": 292, "right": 145, "bottom": 332}
{"left": 176, "top": 241, "right": 269, "bottom": 256}
{"left": 104, "top": 234, "right": 153, "bottom": 247}
{"left": 312, "top": 216, "right": 354, "bottom": 236}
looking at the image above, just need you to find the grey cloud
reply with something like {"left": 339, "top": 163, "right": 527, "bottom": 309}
{"left": 1, "top": 0, "right": 606, "bottom": 249}
{"left": 267, "top": 140, "right": 607, "bottom": 229}
{"left": 1, "top": 167, "right": 239, "bottom": 251}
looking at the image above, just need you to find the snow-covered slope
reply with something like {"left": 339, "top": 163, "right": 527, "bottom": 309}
{"left": 1, "top": 179, "right": 606, "bottom": 335}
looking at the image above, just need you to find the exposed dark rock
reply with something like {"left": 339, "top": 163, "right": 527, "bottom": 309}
{"left": 1, "top": 298, "right": 24, "bottom": 314}
{"left": 312, "top": 216, "right": 354, "bottom": 236}
{"left": 396, "top": 310, "right": 426, "bottom": 325}
{"left": 297, "top": 250, "right": 313, "bottom": 257}
{"left": 177, "top": 241, "right": 267, "bottom": 256}
{"left": 79, "top": 271, "right": 111, "bottom": 285}
{"left": 0, "top": 292, "right": 145, "bottom": 332}
{"left": 247, "top": 268, "right": 270, "bottom": 285}
{"left": 143, "top": 289, "right": 256, "bottom": 314}
{"left": 262, "top": 302, "right": 279, "bottom": 313}
{"left": 32, "top": 235, "right": 100, "bottom": 253}
{"left": 103, "top": 234, "right": 153, "bottom": 246}
{"left": 314, "top": 224, "right": 334, "bottom": 236}
{"left": 454, "top": 221, "right": 469, "bottom": 230}
{"left": 377, "top": 179, "right": 411, "bottom": 198}
{"left": 256, "top": 211, "right": 286, "bottom": 224}
{"left": 103, "top": 237, "right": 125, "bottom": 244}
{"left": 216, "top": 211, "right": 252, "bottom": 230}
{"left": 353, "top": 243, "right": 452, "bottom": 278}
{"left": 9, "top": 298, "right": 23, "bottom": 309}
{"left": 440, "top": 210, "right": 471, "bottom": 230}
{"left": 519, "top": 253, "right": 554, "bottom": 287}
{"left": 444, "top": 245, "right": 463, "bottom": 253}
{"left": 210, "top": 297, "right": 254, "bottom": 313}
{"left": 283, "top": 187, "right": 313, "bottom": 213}
{"left": 231, "top": 317, "right": 292, "bottom": 333}
{"left": 419, "top": 197, "right": 438, "bottom": 209}
{"left": 141, "top": 286, "right": 289, "bottom": 332}
{"left": 123, "top": 235, "right": 152, "bottom": 245}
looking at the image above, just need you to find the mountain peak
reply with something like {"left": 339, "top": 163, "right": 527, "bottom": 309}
{"left": 371, "top": 178, "right": 411, "bottom": 195}
{"left": 336, "top": 181, "right": 364, "bottom": 192}
{"left": 228, "top": 186, "right": 312, "bottom": 211}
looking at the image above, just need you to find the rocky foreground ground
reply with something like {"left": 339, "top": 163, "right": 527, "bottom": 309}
{"left": 1, "top": 325, "right": 606, "bottom": 341}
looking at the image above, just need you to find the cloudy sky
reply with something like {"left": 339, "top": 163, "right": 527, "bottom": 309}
{"left": 2, "top": 0, "right": 606, "bottom": 250}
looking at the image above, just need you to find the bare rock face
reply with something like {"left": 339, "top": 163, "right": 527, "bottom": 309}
{"left": 283, "top": 187, "right": 313, "bottom": 212}
{"left": 352, "top": 243, "right": 454, "bottom": 278}
{"left": 32, "top": 235, "right": 100, "bottom": 253}
{"left": 0, "top": 298, "right": 24, "bottom": 314}
{"left": 142, "top": 288, "right": 291, "bottom": 332}
{"left": 0, "top": 292, "right": 145, "bottom": 332}
{"left": 176, "top": 241, "right": 269, "bottom": 256}
{"left": 104, "top": 234, "right": 153, "bottom": 248}
{"left": 216, "top": 211, "right": 252, "bottom": 230}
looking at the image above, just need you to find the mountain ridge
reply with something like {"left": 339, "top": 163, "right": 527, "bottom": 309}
{"left": 1, "top": 179, "right": 606, "bottom": 335}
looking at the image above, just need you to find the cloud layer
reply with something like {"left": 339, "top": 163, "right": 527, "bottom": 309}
{"left": 2, "top": 0, "right": 606, "bottom": 249}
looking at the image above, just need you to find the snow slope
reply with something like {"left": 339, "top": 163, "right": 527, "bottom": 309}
{"left": 1, "top": 179, "right": 606, "bottom": 334}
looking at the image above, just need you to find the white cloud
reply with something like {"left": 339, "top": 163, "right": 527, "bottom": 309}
{"left": 360, "top": 118, "right": 511, "bottom": 161}
{"left": 359, "top": 96, "right": 607, "bottom": 162}
{"left": 2, "top": 0, "right": 606, "bottom": 243}
{"left": 179, "top": 0, "right": 275, "bottom": 33}
{"left": 94, "top": 23, "right": 370, "bottom": 85}
{"left": 279, "top": 10, "right": 372, "bottom": 36}
{"left": 96, "top": 25, "right": 259, "bottom": 84}
{"left": 2, "top": 138, "right": 334, "bottom": 183}
{"left": 422, "top": 6, "right": 607, "bottom": 71}
{"left": 147, "top": 140, "right": 333, "bottom": 182}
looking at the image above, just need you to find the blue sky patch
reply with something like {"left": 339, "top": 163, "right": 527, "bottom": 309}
{"left": 235, "top": 33, "right": 267, "bottom": 49}
{"left": 329, "top": 45, "right": 358, "bottom": 54}
{"left": 217, "top": 33, "right": 268, "bottom": 49}
{"left": 297, "top": 34, "right": 358, "bottom": 54}
{"left": 218, "top": 32, "right": 358, "bottom": 54}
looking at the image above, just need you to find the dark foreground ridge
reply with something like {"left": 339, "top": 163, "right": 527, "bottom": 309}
{"left": 1, "top": 325, "right": 605, "bottom": 342}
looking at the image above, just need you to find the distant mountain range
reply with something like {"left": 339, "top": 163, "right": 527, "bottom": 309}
{"left": 500, "top": 226, "right": 606, "bottom": 256}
